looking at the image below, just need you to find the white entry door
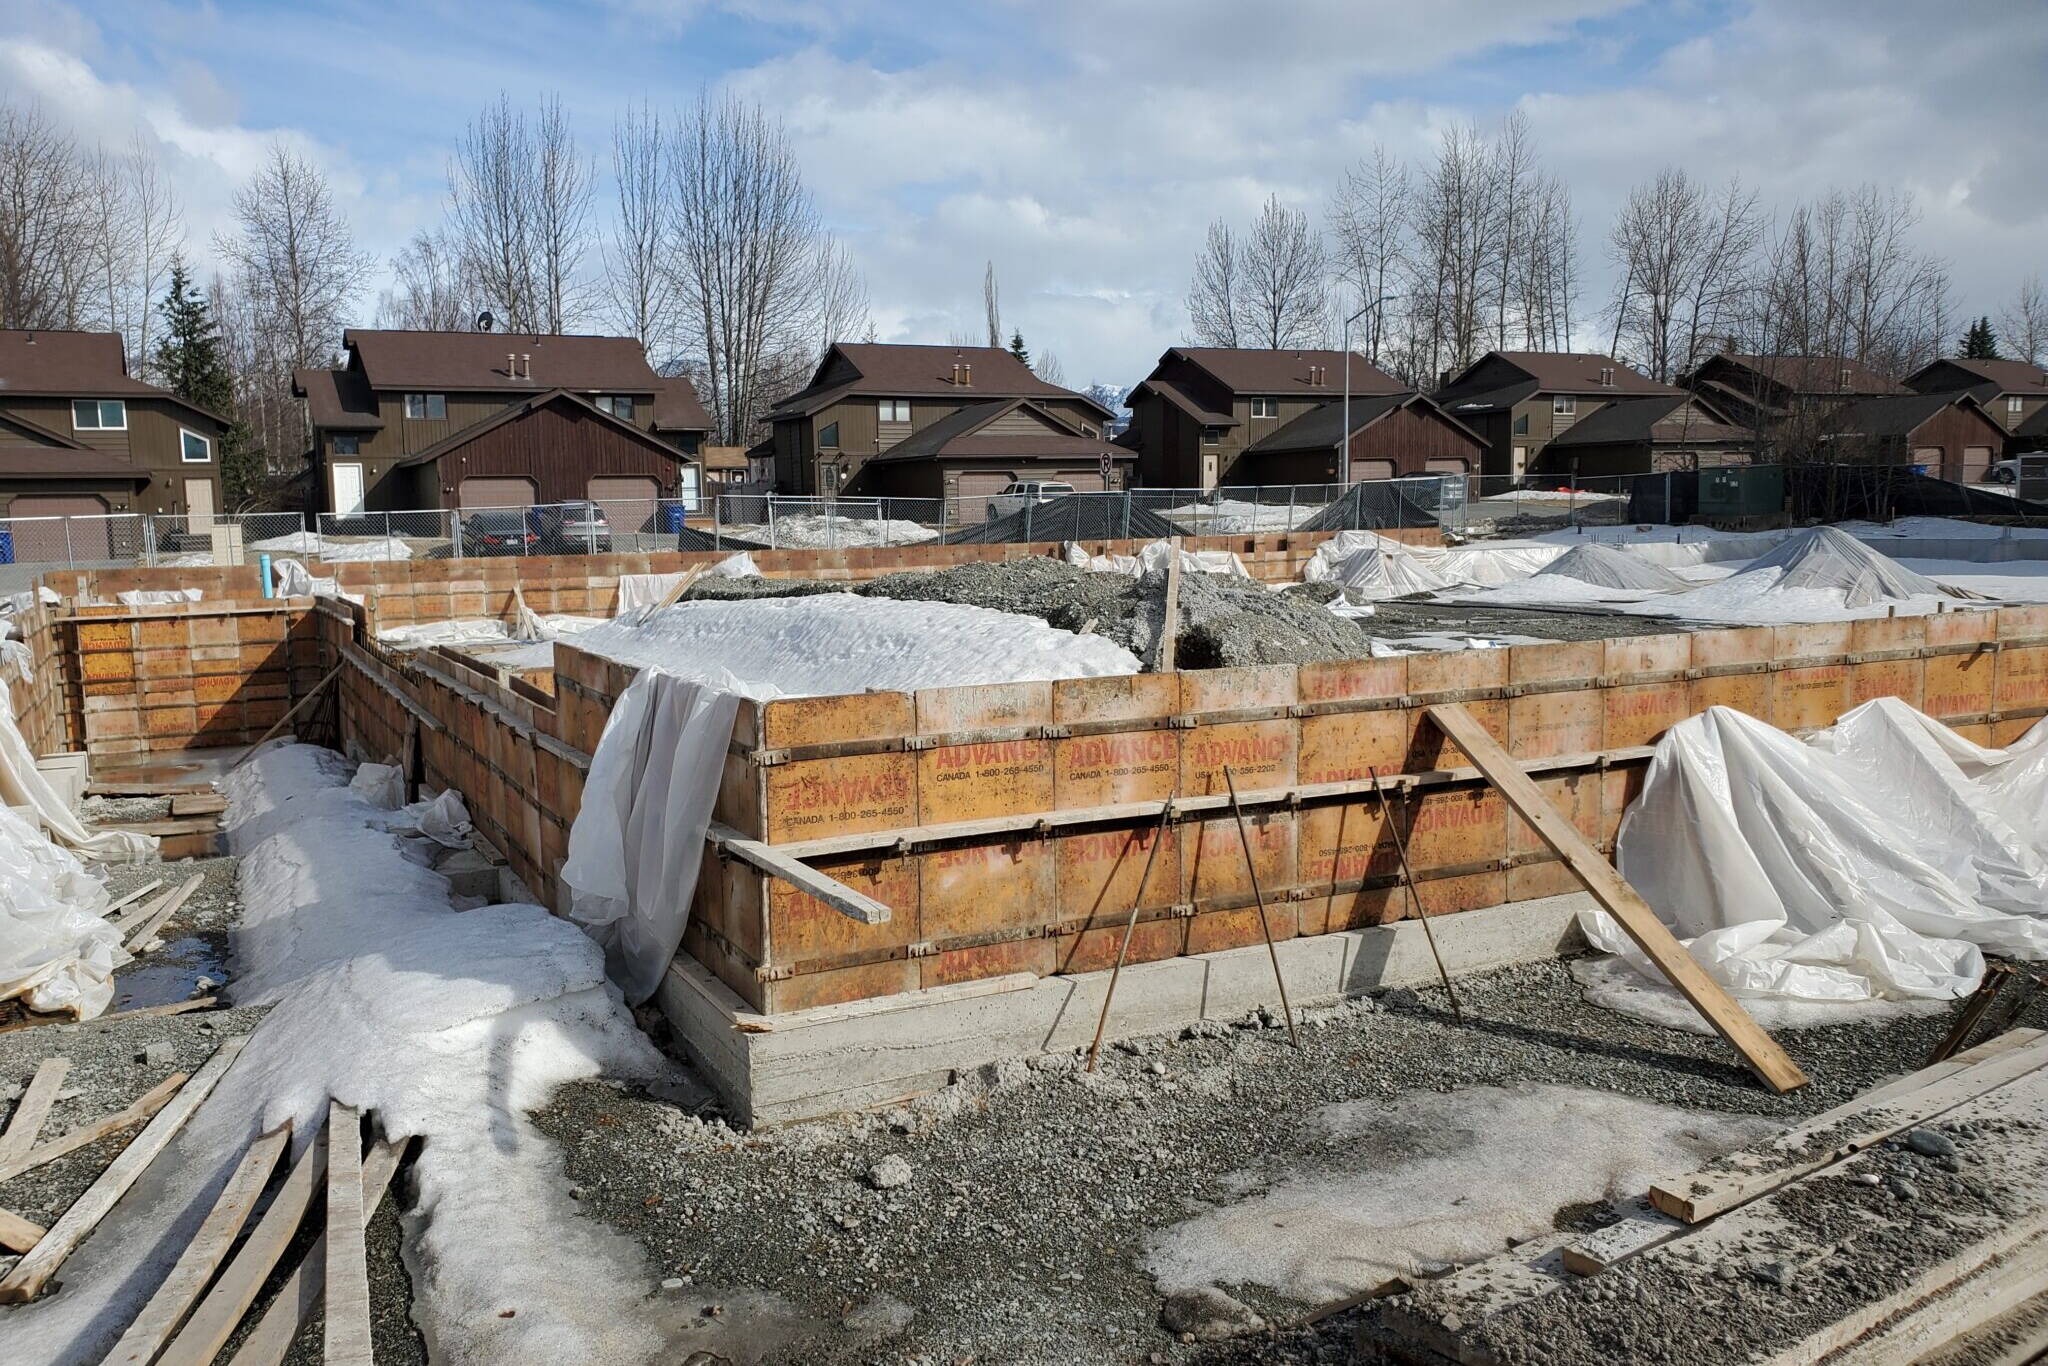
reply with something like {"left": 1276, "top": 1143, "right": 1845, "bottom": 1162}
{"left": 333, "top": 463, "right": 365, "bottom": 516}
{"left": 184, "top": 477, "right": 216, "bottom": 529}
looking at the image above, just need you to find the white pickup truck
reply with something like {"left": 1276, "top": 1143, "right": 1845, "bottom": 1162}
{"left": 986, "top": 480, "right": 1077, "bottom": 518}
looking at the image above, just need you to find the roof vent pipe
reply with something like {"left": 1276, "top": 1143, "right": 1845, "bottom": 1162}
{"left": 521, "top": 353, "right": 532, "bottom": 380}
{"left": 962, "top": 363, "right": 972, "bottom": 386}
{"left": 508, "top": 353, "right": 517, "bottom": 377}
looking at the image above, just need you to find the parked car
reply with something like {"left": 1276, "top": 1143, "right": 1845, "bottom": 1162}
{"left": 531, "top": 500, "right": 612, "bottom": 551}
{"left": 986, "top": 480, "right": 1077, "bottom": 518}
{"left": 1989, "top": 457, "right": 2021, "bottom": 485}
{"left": 460, "top": 508, "right": 540, "bottom": 556}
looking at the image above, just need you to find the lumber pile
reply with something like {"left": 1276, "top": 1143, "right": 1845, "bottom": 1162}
{"left": 1358, "top": 1028, "right": 2048, "bottom": 1366}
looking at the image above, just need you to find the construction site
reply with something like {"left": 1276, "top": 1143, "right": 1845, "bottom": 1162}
{"left": 5, "top": 498, "right": 2048, "bottom": 1366}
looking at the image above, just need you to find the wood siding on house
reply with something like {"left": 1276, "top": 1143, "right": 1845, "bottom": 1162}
{"left": 0, "top": 394, "right": 220, "bottom": 518}
{"left": 369, "top": 402, "right": 684, "bottom": 511}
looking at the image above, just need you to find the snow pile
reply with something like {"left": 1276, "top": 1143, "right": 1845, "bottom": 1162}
{"left": 377, "top": 615, "right": 604, "bottom": 651}
{"left": 3, "top": 743, "right": 719, "bottom": 1364}
{"left": 1144, "top": 1083, "right": 1776, "bottom": 1304}
{"left": 1596, "top": 700, "right": 2048, "bottom": 1007}
{"left": 1163, "top": 498, "right": 1321, "bottom": 533}
{"left": 723, "top": 514, "right": 938, "bottom": 548}
{"left": 0, "top": 805, "right": 124, "bottom": 1017}
{"left": 572, "top": 594, "right": 1140, "bottom": 698}
{"left": 251, "top": 530, "right": 416, "bottom": 563}
{"left": 1065, "top": 539, "right": 1250, "bottom": 578}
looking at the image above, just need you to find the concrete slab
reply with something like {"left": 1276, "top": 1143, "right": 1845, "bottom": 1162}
{"left": 657, "top": 892, "right": 1594, "bottom": 1126}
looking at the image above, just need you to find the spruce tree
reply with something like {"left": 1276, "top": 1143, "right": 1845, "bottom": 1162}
{"left": 155, "top": 259, "right": 259, "bottom": 508}
{"left": 1008, "top": 330, "right": 1030, "bottom": 368}
{"left": 1961, "top": 316, "right": 2001, "bottom": 360}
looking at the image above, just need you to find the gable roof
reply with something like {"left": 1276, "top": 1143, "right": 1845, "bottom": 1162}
{"left": 1434, "top": 351, "right": 1678, "bottom": 412}
{"left": 1243, "top": 393, "right": 1484, "bottom": 456}
{"left": 0, "top": 328, "right": 232, "bottom": 426}
{"left": 1697, "top": 353, "right": 1901, "bottom": 395}
{"left": 1545, "top": 395, "right": 1749, "bottom": 448}
{"left": 1828, "top": 392, "right": 2005, "bottom": 439}
{"left": 310, "top": 331, "right": 712, "bottom": 433}
{"left": 1906, "top": 357, "right": 2048, "bottom": 396}
{"left": 391, "top": 388, "right": 692, "bottom": 469}
{"left": 0, "top": 406, "right": 147, "bottom": 481}
{"left": 1128, "top": 377, "right": 1236, "bottom": 426}
{"left": 1164, "top": 347, "right": 1402, "bottom": 396}
{"left": 771, "top": 343, "right": 1112, "bottom": 420}
{"left": 0, "top": 408, "right": 86, "bottom": 450}
{"left": 862, "top": 398, "right": 1129, "bottom": 466}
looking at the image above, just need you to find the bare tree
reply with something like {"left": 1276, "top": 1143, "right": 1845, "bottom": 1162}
{"left": 1999, "top": 274, "right": 2048, "bottom": 365}
{"left": 447, "top": 95, "right": 593, "bottom": 334}
{"left": 1328, "top": 146, "right": 1409, "bottom": 362}
{"left": 982, "top": 260, "right": 1001, "bottom": 348}
{"left": 814, "top": 235, "right": 870, "bottom": 350}
{"left": 1606, "top": 169, "right": 1760, "bottom": 379}
{"left": 600, "top": 102, "right": 678, "bottom": 352}
{"left": 122, "top": 138, "right": 183, "bottom": 376}
{"left": 533, "top": 96, "right": 592, "bottom": 333}
{"left": 1239, "top": 195, "right": 1326, "bottom": 348}
{"left": 0, "top": 102, "right": 96, "bottom": 329}
{"left": 1185, "top": 220, "right": 1242, "bottom": 347}
{"left": 664, "top": 91, "right": 824, "bottom": 445}
{"left": 1034, "top": 349, "right": 1065, "bottom": 386}
{"left": 379, "top": 229, "right": 477, "bottom": 331}
{"left": 1408, "top": 122, "right": 1505, "bottom": 379}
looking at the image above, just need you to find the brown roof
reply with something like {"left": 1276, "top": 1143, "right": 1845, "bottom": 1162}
{"left": 0, "top": 328, "right": 231, "bottom": 426}
{"left": 772, "top": 344, "right": 1111, "bottom": 419}
{"left": 1828, "top": 392, "right": 2007, "bottom": 440}
{"left": 391, "top": 389, "right": 692, "bottom": 469}
{"left": 862, "top": 399, "right": 1128, "bottom": 466}
{"left": 1169, "top": 347, "right": 1402, "bottom": 396}
{"left": 293, "top": 366, "right": 384, "bottom": 430}
{"left": 0, "top": 410, "right": 148, "bottom": 481}
{"left": 0, "top": 408, "right": 85, "bottom": 450}
{"left": 1546, "top": 396, "right": 1750, "bottom": 449}
{"left": 1707, "top": 354, "right": 1901, "bottom": 394}
{"left": 330, "top": 330, "right": 712, "bottom": 432}
{"left": 1491, "top": 351, "right": 1676, "bottom": 395}
{"left": 1916, "top": 357, "right": 2048, "bottom": 394}
{"left": 1134, "top": 378, "right": 1236, "bottom": 426}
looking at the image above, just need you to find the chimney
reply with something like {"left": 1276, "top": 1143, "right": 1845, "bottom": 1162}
{"left": 1840, "top": 368, "right": 1852, "bottom": 388}
{"left": 1599, "top": 367, "right": 1615, "bottom": 387}
{"left": 508, "top": 353, "right": 517, "bottom": 378}
{"left": 961, "top": 362, "right": 972, "bottom": 387}
{"left": 520, "top": 352, "right": 532, "bottom": 380}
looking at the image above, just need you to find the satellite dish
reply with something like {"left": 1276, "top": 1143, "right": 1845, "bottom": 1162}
{"left": 477, "top": 310, "right": 495, "bottom": 332}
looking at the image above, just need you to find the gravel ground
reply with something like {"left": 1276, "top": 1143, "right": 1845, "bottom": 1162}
{"left": 528, "top": 959, "right": 2044, "bottom": 1366}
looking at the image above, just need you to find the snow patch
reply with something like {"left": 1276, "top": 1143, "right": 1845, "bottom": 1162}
{"left": 1569, "top": 956, "right": 1951, "bottom": 1034}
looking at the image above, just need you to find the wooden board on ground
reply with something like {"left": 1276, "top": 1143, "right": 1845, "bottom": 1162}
{"left": 0, "top": 1208, "right": 44, "bottom": 1254}
{"left": 0, "top": 1058, "right": 72, "bottom": 1164}
{"left": 322, "top": 1101, "right": 373, "bottom": 1365}
{"left": 0, "top": 997, "right": 218, "bottom": 1038}
{"left": 101, "top": 1120, "right": 291, "bottom": 1365}
{"left": 102, "top": 880, "right": 163, "bottom": 917}
{"left": 0, "top": 1070, "right": 187, "bottom": 1182}
{"left": 1423, "top": 703, "right": 1808, "bottom": 1094}
{"left": 223, "top": 1138, "right": 408, "bottom": 1366}
{"left": 0, "top": 1035, "right": 248, "bottom": 1303}
{"left": 123, "top": 873, "right": 204, "bottom": 951}
{"left": 99, "top": 819, "right": 225, "bottom": 862}
{"left": 167, "top": 792, "right": 227, "bottom": 817}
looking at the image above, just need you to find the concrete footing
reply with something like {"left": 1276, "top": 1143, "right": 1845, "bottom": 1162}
{"left": 657, "top": 893, "right": 1594, "bottom": 1127}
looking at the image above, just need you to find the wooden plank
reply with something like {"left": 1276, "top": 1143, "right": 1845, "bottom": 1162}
{"left": 155, "top": 1121, "right": 329, "bottom": 1366}
{"left": 651, "top": 563, "right": 711, "bottom": 611}
{"left": 167, "top": 792, "right": 227, "bottom": 817}
{"left": 1423, "top": 703, "right": 1807, "bottom": 1094}
{"left": 322, "top": 1101, "right": 373, "bottom": 1366}
{"left": 102, "top": 879, "right": 164, "bottom": 917}
{"left": 124, "top": 873, "right": 204, "bottom": 952}
{"left": 1651, "top": 1029, "right": 2048, "bottom": 1222}
{"left": 708, "top": 821, "right": 892, "bottom": 925}
{"left": 223, "top": 1138, "right": 407, "bottom": 1366}
{"left": 0, "top": 1208, "right": 45, "bottom": 1254}
{"left": 1559, "top": 1198, "right": 1684, "bottom": 1277}
{"left": 227, "top": 661, "right": 344, "bottom": 770}
{"left": 1825, "top": 1231, "right": 2048, "bottom": 1366}
{"left": 0, "top": 1036, "right": 248, "bottom": 1303}
{"left": 100, "top": 1120, "right": 292, "bottom": 1366}
{"left": 0, "top": 997, "right": 220, "bottom": 1038}
{"left": 108, "top": 880, "right": 178, "bottom": 935}
{"left": 0, "top": 1058, "right": 72, "bottom": 1165}
{"left": 0, "top": 1071, "right": 188, "bottom": 1182}
{"left": 1157, "top": 536, "right": 1183, "bottom": 672}
{"left": 86, "top": 781, "right": 212, "bottom": 798}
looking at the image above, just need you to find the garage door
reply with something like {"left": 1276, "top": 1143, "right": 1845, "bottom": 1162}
{"left": 588, "top": 475, "right": 661, "bottom": 534}
{"left": 1353, "top": 459, "right": 1397, "bottom": 482}
{"left": 459, "top": 477, "right": 537, "bottom": 509}
{"left": 1963, "top": 446, "right": 1994, "bottom": 484}
{"left": 954, "top": 471, "right": 1012, "bottom": 524}
{"left": 8, "top": 494, "right": 111, "bottom": 560}
{"left": 1912, "top": 447, "right": 1942, "bottom": 477}
{"left": 1424, "top": 458, "right": 1469, "bottom": 475}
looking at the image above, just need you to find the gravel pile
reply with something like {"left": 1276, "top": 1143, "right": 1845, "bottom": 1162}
{"left": 528, "top": 958, "right": 2032, "bottom": 1366}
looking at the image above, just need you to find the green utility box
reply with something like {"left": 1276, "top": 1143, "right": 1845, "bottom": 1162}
{"left": 1697, "top": 464, "right": 1785, "bottom": 518}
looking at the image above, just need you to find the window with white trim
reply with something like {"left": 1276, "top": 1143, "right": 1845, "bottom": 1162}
{"left": 2010, "top": 395, "right": 2025, "bottom": 414}
{"left": 333, "top": 434, "right": 360, "bottom": 456}
{"left": 1552, "top": 395, "right": 1577, "bottom": 416}
{"left": 72, "top": 398, "right": 127, "bottom": 430}
{"left": 404, "top": 393, "right": 447, "bottom": 420}
{"left": 1250, "top": 397, "right": 1279, "bottom": 418}
{"left": 179, "top": 428, "right": 212, "bottom": 463}
{"left": 1202, "top": 426, "right": 1222, "bottom": 445}
{"left": 877, "top": 398, "right": 911, "bottom": 422}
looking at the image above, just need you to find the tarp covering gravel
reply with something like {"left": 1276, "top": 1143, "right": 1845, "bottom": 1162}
{"left": 1598, "top": 699, "right": 2048, "bottom": 1004}
{"left": 1294, "top": 481, "right": 1441, "bottom": 532}
{"left": 947, "top": 496, "right": 1178, "bottom": 544}
{"left": 1533, "top": 543, "right": 1692, "bottom": 592}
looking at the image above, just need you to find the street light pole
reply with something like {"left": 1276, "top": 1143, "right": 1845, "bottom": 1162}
{"left": 1342, "top": 295, "right": 1393, "bottom": 483}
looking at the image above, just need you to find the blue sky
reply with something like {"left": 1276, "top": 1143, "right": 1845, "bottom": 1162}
{"left": 5, "top": 0, "right": 2045, "bottom": 386}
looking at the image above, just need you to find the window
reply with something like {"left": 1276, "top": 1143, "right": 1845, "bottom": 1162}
{"left": 404, "top": 393, "right": 447, "bottom": 421}
{"left": 1250, "top": 397, "right": 1279, "bottom": 418}
{"left": 333, "top": 434, "right": 360, "bottom": 456}
{"left": 179, "top": 428, "right": 212, "bottom": 464}
{"left": 71, "top": 399, "right": 127, "bottom": 430}
{"left": 877, "top": 398, "right": 911, "bottom": 422}
{"left": 594, "top": 395, "right": 635, "bottom": 420}
{"left": 2010, "top": 396, "right": 2026, "bottom": 414}
{"left": 1202, "top": 426, "right": 1222, "bottom": 445}
{"left": 818, "top": 421, "right": 841, "bottom": 449}
{"left": 1512, "top": 413, "right": 1530, "bottom": 435}
{"left": 1552, "top": 395, "right": 1577, "bottom": 417}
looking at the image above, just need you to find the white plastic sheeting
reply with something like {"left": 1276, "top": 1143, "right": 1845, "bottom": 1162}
{"left": 1595, "top": 700, "right": 2048, "bottom": 1003}
{"left": 0, "top": 805, "right": 124, "bottom": 1017}
{"left": 115, "top": 587, "right": 203, "bottom": 607}
{"left": 250, "top": 530, "right": 415, "bottom": 562}
{"left": 1064, "top": 539, "right": 1251, "bottom": 579}
{"left": 375, "top": 615, "right": 605, "bottom": 651}
{"left": 559, "top": 596, "right": 1141, "bottom": 1000}
{"left": 0, "top": 675, "right": 155, "bottom": 861}
{"left": 1303, "top": 531, "right": 1565, "bottom": 596}
{"left": 1532, "top": 543, "right": 1691, "bottom": 592}
{"left": 613, "top": 554, "right": 762, "bottom": 613}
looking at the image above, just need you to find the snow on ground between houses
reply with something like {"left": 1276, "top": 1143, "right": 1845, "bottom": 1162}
{"left": 4, "top": 742, "right": 752, "bottom": 1366}
{"left": 1142, "top": 1083, "right": 1778, "bottom": 1305}
{"left": 719, "top": 513, "right": 938, "bottom": 548}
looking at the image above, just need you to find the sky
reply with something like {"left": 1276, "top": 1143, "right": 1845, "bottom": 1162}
{"left": 4, "top": 0, "right": 2046, "bottom": 391}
